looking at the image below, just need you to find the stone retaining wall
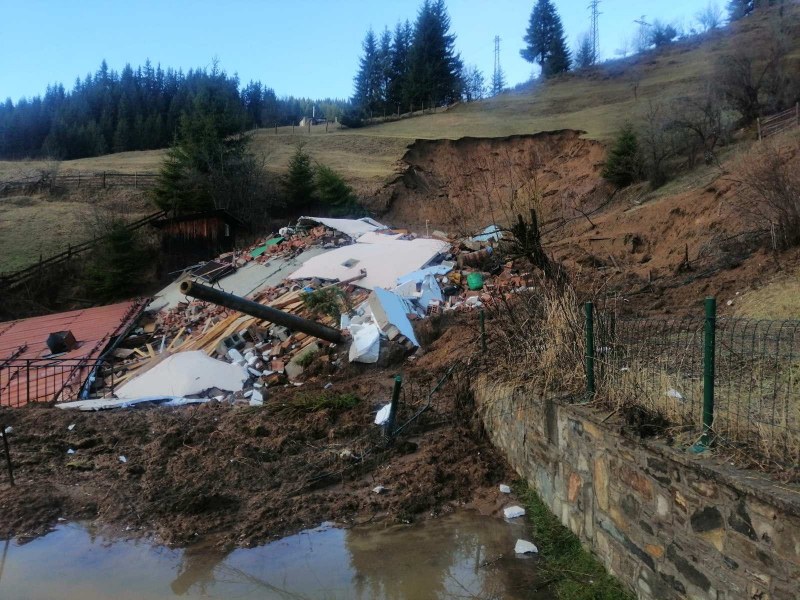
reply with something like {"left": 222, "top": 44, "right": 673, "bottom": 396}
{"left": 475, "top": 382, "right": 800, "bottom": 599}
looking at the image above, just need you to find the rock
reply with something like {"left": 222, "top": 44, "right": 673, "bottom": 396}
{"left": 504, "top": 506, "right": 526, "bottom": 519}
{"left": 499, "top": 484, "right": 511, "bottom": 494}
{"left": 249, "top": 390, "right": 264, "bottom": 406}
{"left": 285, "top": 361, "right": 304, "bottom": 380}
{"left": 515, "top": 539, "right": 539, "bottom": 554}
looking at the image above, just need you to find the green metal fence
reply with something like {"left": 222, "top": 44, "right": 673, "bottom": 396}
{"left": 586, "top": 299, "right": 800, "bottom": 465}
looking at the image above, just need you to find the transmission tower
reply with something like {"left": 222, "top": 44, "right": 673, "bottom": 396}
{"left": 492, "top": 35, "right": 505, "bottom": 95}
{"left": 588, "top": 0, "right": 601, "bottom": 64}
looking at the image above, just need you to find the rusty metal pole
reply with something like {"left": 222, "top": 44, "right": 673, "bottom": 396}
{"left": 1, "top": 426, "right": 14, "bottom": 487}
{"left": 180, "top": 280, "right": 345, "bottom": 344}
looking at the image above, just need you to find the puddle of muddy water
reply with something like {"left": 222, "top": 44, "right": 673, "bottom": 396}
{"left": 0, "top": 511, "right": 549, "bottom": 600}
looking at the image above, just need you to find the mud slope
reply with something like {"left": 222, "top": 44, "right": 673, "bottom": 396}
{"left": 372, "top": 130, "right": 607, "bottom": 232}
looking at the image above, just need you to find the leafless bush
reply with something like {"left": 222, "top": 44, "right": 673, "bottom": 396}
{"left": 713, "top": 18, "right": 792, "bottom": 124}
{"left": 732, "top": 140, "right": 800, "bottom": 250}
{"left": 484, "top": 281, "right": 585, "bottom": 395}
{"left": 695, "top": 2, "right": 723, "bottom": 32}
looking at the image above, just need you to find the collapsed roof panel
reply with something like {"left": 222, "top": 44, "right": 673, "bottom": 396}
{"left": 297, "top": 216, "right": 386, "bottom": 239}
{"left": 287, "top": 237, "right": 450, "bottom": 290}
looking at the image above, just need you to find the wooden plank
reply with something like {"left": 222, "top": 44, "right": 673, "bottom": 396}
{"left": 146, "top": 343, "right": 156, "bottom": 359}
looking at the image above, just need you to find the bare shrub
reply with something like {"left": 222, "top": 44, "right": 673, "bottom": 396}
{"left": 713, "top": 18, "right": 792, "bottom": 124}
{"left": 732, "top": 140, "right": 800, "bottom": 250}
{"left": 484, "top": 280, "right": 585, "bottom": 395}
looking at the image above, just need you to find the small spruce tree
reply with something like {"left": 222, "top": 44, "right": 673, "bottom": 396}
{"left": 602, "top": 124, "right": 644, "bottom": 188}
{"left": 284, "top": 145, "right": 316, "bottom": 208}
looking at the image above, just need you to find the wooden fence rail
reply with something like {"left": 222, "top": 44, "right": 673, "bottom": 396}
{"left": 0, "top": 172, "right": 158, "bottom": 196}
{"left": 757, "top": 103, "right": 800, "bottom": 140}
{"left": 0, "top": 210, "right": 167, "bottom": 290}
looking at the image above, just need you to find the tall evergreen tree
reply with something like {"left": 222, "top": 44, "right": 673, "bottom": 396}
{"left": 521, "top": 0, "right": 572, "bottom": 78}
{"left": 352, "top": 29, "right": 383, "bottom": 116}
{"left": 574, "top": 33, "right": 595, "bottom": 70}
{"left": 377, "top": 27, "right": 393, "bottom": 115}
{"left": 407, "top": 0, "right": 463, "bottom": 110}
{"left": 491, "top": 64, "right": 506, "bottom": 96}
{"left": 387, "top": 21, "right": 413, "bottom": 113}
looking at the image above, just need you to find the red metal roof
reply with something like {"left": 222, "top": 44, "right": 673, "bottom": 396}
{"left": 0, "top": 300, "right": 146, "bottom": 406}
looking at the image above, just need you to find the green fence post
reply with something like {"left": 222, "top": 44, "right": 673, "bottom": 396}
{"left": 386, "top": 375, "right": 402, "bottom": 439}
{"left": 700, "top": 297, "right": 717, "bottom": 448}
{"left": 585, "top": 302, "right": 596, "bottom": 398}
{"left": 480, "top": 310, "right": 487, "bottom": 354}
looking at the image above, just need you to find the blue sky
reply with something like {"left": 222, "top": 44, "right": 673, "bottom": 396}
{"left": 1, "top": 0, "right": 708, "bottom": 102}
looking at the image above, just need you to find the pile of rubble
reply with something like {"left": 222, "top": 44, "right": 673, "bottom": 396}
{"left": 68, "top": 217, "right": 534, "bottom": 409}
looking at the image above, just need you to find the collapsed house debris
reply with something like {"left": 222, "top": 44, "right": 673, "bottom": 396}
{"left": 0, "top": 217, "right": 536, "bottom": 410}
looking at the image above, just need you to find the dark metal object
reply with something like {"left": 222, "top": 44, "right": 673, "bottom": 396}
{"left": 1, "top": 426, "right": 14, "bottom": 486}
{"left": 180, "top": 280, "right": 345, "bottom": 344}
{"left": 386, "top": 375, "right": 402, "bottom": 438}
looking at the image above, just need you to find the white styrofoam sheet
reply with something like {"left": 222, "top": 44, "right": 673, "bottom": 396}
{"left": 115, "top": 351, "right": 248, "bottom": 398}
{"left": 288, "top": 238, "right": 450, "bottom": 291}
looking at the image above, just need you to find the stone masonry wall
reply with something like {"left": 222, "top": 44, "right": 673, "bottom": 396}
{"left": 475, "top": 381, "right": 800, "bottom": 600}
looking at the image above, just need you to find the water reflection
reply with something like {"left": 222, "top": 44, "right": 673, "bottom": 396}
{"left": 0, "top": 512, "right": 546, "bottom": 599}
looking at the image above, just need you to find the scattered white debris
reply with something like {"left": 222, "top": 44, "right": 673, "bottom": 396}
{"left": 339, "top": 449, "right": 354, "bottom": 460}
{"left": 372, "top": 485, "right": 387, "bottom": 494}
{"left": 67, "top": 449, "right": 76, "bottom": 455}
{"left": 118, "top": 456, "right": 127, "bottom": 463}
{"left": 324, "top": 382, "right": 333, "bottom": 389}
{"left": 249, "top": 390, "right": 264, "bottom": 406}
{"left": 499, "top": 484, "right": 511, "bottom": 494}
{"left": 666, "top": 388, "right": 684, "bottom": 400}
{"left": 726, "top": 300, "right": 734, "bottom": 306}
{"left": 349, "top": 323, "right": 382, "bottom": 364}
{"left": 67, "top": 424, "right": 76, "bottom": 431}
{"left": 116, "top": 351, "right": 248, "bottom": 398}
{"left": 374, "top": 403, "right": 392, "bottom": 425}
{"left": 515, "top": 539, "right": 539, "bottom": 554}
{"left": 3, "top": 426, "right": 12, "bottom": 435}
{"left": 504, "top": 506, "right": 526, "bottom": 519}
{"left": 620, "top": 367, "right": 630, "bottom": 372}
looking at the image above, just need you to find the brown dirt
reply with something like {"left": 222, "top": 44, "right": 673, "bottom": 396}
{"left": 0, "top": 327, "right": 510, "bottom": 548}
{"left": 375, "top": 128, "right": 800, "bottom": 317}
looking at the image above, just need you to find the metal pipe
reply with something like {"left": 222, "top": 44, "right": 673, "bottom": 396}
{"left": 180, "top": 280, "right": 345, "bottom": 344}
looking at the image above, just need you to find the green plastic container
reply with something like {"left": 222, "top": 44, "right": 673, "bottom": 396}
{"left": 466, "top": 272, "right": 484, "bottom": 291}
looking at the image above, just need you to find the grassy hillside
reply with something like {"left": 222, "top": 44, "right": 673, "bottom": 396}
{"left": 0, "top": 7, "right": 797, "bottom": 274}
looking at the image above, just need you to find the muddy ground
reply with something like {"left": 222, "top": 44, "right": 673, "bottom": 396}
{"left": 0, "top": 318, "right": 512, "bottom": 548}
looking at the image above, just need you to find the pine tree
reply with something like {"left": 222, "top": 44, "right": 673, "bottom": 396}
{"left": 377, "top": 28, "right": 393, "bottom": 115}
{"left": 283, "top": 144, "right": 316, "bottom": 208}
{"left": 521, "top": 0, "right": 572, "bottom": 78}
{"left": 315, "top": 164, "right": 357, "bottom": 209}
{"left": 352, "top": 29, "right": 382, "bottom": 116}
{"left": 407, "top": 0, "right": 463, "bottom": 110}
{"left": 602, "top": 124, "right": 644, "bottom": 188}
{"left": 574, "top": 33, "right": 595, "bottom": 70}
{"left": 387, "top": 21, "right": 412, "bottom": 113}
{"left": 491, "top": 65, "right": 506, "bottom": 96}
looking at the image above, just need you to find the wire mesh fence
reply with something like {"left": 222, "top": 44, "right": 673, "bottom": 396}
{"left": 593, "top": 313, "right": 705, "bottom": 433}
{"left": 591, "top": 306, "right": 800, "bottom": 466}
